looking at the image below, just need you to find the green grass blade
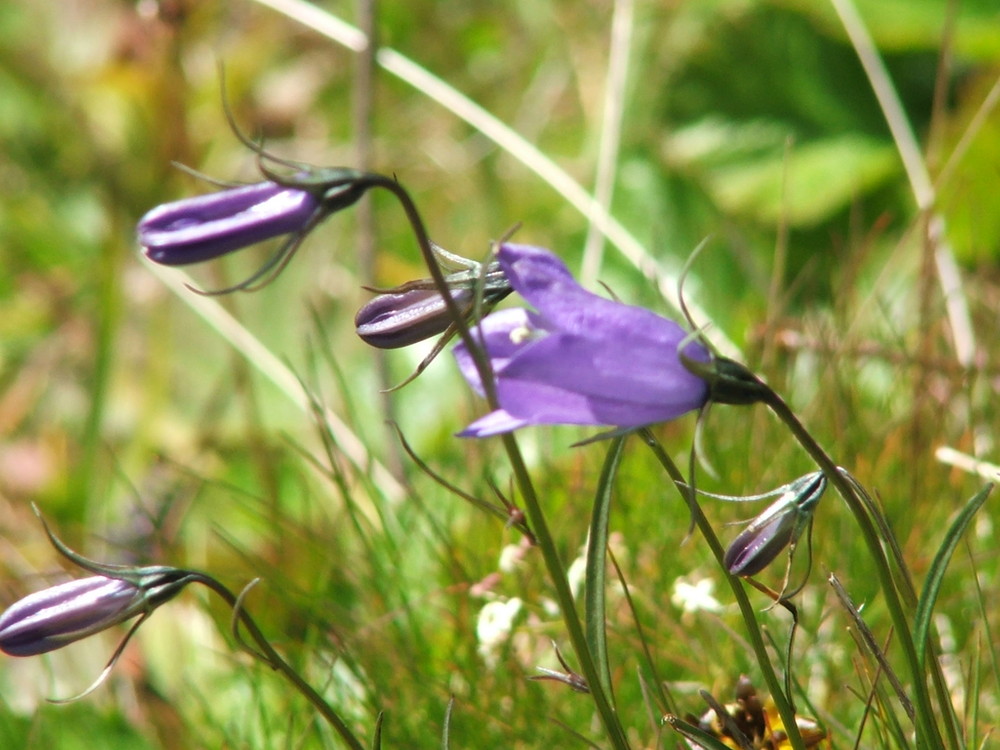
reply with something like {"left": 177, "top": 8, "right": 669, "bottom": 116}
{"left": 914, "top": 482, "right": 993, "bottom": 666}
{"left": 585, "top": 436, "right": 627, "bottom": 708}
{"left": 662, "top": 714, "right": 735, "bottom": 750}
{"left": 370, "top": 711, "right": 384, "bottom": 750}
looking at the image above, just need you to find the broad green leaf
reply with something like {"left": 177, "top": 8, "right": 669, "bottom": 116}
{"left": 706, "top": 133, "right": 899, "bottom": 226}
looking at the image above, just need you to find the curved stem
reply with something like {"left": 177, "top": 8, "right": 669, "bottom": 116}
{"left": 355, "top": 175, "right": 630, "bottom": 748}
{"left": 762, "top": 393, "right": 943, "bottom": 749}
{"left": 501, "top": 432, "right": 631, "bottom": 750}
{"left": 640, "top": 429, "right": 806, "bottom": 750}
{"left": 193, "top": 575, "right": 366, "bottom": 750}
{"left": 359, "top": 174, "right": 499, "bottom": 406}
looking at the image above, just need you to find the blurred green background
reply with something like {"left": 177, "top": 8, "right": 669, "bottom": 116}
{"left": 1, "top": 0, "right": 998, "bottom": 747}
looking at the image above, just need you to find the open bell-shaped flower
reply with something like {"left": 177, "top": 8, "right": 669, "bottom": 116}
{"left": 453, "top": 243, "right": 712, "bottom": 437}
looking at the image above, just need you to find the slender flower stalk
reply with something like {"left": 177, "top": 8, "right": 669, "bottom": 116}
{"left": 350, "top": 176, "right": 633, "bottom": 750}
{"left": 454, "top": 243, "right": 712, "bottom": 437}
{"left": 7, "top": 510, "right": 368, "bottom": 749}
{"left": 640, "top": 431, "right": 807, "bottom": 750}
{"left": 680, "top": 357, "right": 945, "bottom": 747}
{"left": 760, "top": 391, "right": 944, "bottom": 748}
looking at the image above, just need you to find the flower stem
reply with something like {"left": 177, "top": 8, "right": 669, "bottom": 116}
{"left": 640, "top": 429, "right": 806, "bottom": 750}
{"left": 762, "top": 392, "right": 944, "bottom": 749}
{"left": 362, "top": 174, "right": 631, "bottom": 748}
{"left": 501, "top": 432, "right": 632, "bottom": 750}
{"left": 194, "top": 575, "right": 367, "bottom": 750}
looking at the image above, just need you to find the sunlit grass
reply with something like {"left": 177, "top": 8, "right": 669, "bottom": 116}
{"left": 1, "top": 0, "right": 998, "bottom": 748}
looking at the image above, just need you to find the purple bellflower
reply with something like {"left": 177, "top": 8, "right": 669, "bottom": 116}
{"left": 0, "top": 569, "right": 192, "bottom": 657}
{"left": 453, "top": 244, "right": 712, "bottom": 437}
{"left": 139, "top": 181, "right": 322, "bottom": 266}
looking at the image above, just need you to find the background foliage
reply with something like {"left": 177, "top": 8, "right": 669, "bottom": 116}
{"left": 1, "top": 0, "right": 998, "bottom": 747}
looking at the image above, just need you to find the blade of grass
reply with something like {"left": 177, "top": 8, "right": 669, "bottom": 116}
{"left": 641, "top": 430, "right": 806, "bottom": 750}
{"left": 609, "top": 546, "right": 675, "bottom": 718}
{"left": 913, "top": 483, "right": 993, "bottom": 666}
{"left": 580, "top": 0, "right": 633, "bottom": 286}
{"left": 830, "top": 0, "right": 975, "bottom": 368}
{"left": 245, "top": 0, "right": 739, "bottom": 357}
{"left": 585, "top": 435, "right": 627, "bottom": 706}
{"left": 830, "top": 573, "right": 914, "bottom": 721}
{"left": 662, "top": 714, "right": 737, "bottom": 750}
{"left": 371, "top": 711, "right": 384, "bottom": 750}
{"left": 142, "top": 258, "right": 405, "bottom": 508}
{"left": 967, "top": 544, "right": 1000, "bottom": 744}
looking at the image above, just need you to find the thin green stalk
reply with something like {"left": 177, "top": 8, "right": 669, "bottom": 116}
{"left": 365, "top": 175, "right": 631, "bottom": 749}
{"left": 762, "top": 392, "right": 944, "bottom": 749}
{"left": 500, "top": 432, "right": 632, "bottom": 750}
{"left": 640, "top": 430, "right": 806, "bottom": 750}
{"left": 195, "top": 575, "right": 367, "bottom": 750}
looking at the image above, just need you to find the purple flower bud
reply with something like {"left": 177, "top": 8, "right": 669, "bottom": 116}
{"left": 138, "top": 166, "right": 369, "bottom": 274}
{"left": 355, "top": 286, "right": 476, "bottom": 349}
{"left": 356, "top": 246, "right": 512, "bottom": 350}
{"left": 453, "top": 244, "right": 712, "bottom": 436}
{"left": 139, "top": 182, "right": 323, "bottom": 266}
{"left": 0, "top": 577, "right": 142, "bottom": 656}
{"left": 723, "top": 472, "right": 826, "bottom": 576}
{"left": 0, "top": 570, "right": 190, "bottom": 657}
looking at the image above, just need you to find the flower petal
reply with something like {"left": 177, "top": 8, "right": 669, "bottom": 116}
{"left": 454, "top": 244, "right": 712, "bottom": 435}
{"left": 453, "top": 308, "right": 547, "bottom": 395}
{"left": 458, "top": 409, "right": 531, "bottom": 437}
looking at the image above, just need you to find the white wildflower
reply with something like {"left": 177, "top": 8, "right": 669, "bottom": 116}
{"left": 671, "top": 576, "right": 722, "bottom": 614}
{"left": 476, "top": 597, "right": 522, "bottom": 668}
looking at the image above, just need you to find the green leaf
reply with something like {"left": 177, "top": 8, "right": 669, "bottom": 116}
{"left": 705, "top": 133, "right": 899, "bottom": 226}
{"left": 371, "top": 711, "right": 384, "bottom": 750}
{"left": 584, "top": 435, "right": 627, "bottom": 707}
{"left": 914, "top": 482, "right": 993, "bottom": 666}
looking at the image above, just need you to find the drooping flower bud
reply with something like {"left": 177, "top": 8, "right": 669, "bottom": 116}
{"left": 723, "top": 471, "right": 827, "bottom": 576}
{"left": 356, "top": 286, "right": 477, "bottom": 349}
{"left": 138, "top": 165, "right": 371, "bottom": 292}
{"left": 139, "top": 182, "right": 322, "bottom": 266}
{"left": 0, "top": 569, "right": 192, "bottom": 657}
{"left": 356, "top": 243, "right": 512, "bottom": 367}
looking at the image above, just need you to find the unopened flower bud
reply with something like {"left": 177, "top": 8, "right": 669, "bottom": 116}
{"left": 0, "top": 569, "right": 191, "bottom": 657}
{"left": 355, "top": 286, "right": 476, "bottom": 349}
{"left": 356, "top": 246, "right": 511, "bottom": 352}
{"left": 724, "top": 472, "right": 826, "bottom": 576}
